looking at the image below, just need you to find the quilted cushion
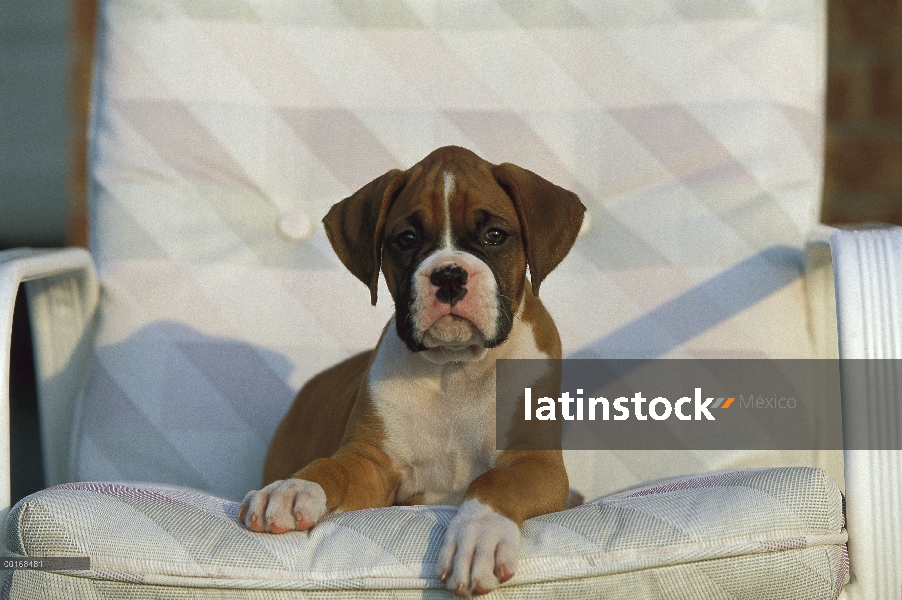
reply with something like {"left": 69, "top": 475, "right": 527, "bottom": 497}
{"left": 3, "top": 467, "right": 847, "bottom": 599}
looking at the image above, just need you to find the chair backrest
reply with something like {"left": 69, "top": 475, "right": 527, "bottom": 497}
{"left": 74, "top": 0, "right": 827, "bottom": 500}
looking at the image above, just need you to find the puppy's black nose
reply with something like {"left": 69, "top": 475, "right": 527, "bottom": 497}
{"left": 430, "top": 265, "right": 468, "bottom": 306}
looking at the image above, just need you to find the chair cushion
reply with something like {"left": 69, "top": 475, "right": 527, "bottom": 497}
{"left": 3, "top": 467, "right": 847, "bottom": 599}
{"left": 64, "top": 0, "right": 833, "bottom": 502}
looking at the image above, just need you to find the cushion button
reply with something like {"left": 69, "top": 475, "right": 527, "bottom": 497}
{"left": 278, "top": 210, "right": 313, "bottom": 241}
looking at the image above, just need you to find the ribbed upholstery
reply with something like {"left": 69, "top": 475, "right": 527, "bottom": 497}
{"left": 831, "top": 226, "right": 902, "bottom": 599}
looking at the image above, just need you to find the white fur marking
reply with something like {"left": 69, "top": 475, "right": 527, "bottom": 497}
{"left": 369, "top": 308, "right": 548, "bottom": 507}
{"left": 437, "top": 498, "right": 520, "bottom": 595}
{"left": 442, "top": 171, "right": 455, "bottom": 248}
{"left": 368, "top": 328, "right": 497, "bottom": 505}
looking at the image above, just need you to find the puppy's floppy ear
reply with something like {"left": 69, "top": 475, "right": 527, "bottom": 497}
{"left": 323, "top": 169, "right": 407, "bottom": 305}
{"left": 493, "top": 163, "right": 585, "bottom": 296}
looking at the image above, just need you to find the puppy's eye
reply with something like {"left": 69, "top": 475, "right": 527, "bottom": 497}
{"left": 395, "top": 231, "right": 418, "bottom": 250}
{"left": 483, "top": 228, "right": 508, "bottom": 246}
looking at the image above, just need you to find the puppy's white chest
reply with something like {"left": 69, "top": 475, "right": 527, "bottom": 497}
{"left": 386, "top": 388, "right": 495, "bottom": 505}
{"left": 368, "top": 337, "right": 497, "bottom": 505}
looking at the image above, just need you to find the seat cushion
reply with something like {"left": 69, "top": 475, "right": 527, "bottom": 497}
{"left": 3, "top": 467, "right": 847, "bottom": 599}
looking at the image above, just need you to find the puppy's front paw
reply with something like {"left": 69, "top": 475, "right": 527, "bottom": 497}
{"left": 238, "top": 479, "right": 327, "bottom": 534}
{"left": 437, "top": 499, "right": 520, "bottom": 597}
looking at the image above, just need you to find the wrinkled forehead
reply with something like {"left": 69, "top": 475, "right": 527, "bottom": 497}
{"left": 384, "top": 161, "right": 520, "bottom": 235}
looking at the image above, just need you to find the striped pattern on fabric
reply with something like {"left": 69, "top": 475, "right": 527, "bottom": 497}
{"left": 4, "top": 467, "right": 846, "bottom": 598}
{"left": 74, "top": 0, "right": 831, "bottom": 503}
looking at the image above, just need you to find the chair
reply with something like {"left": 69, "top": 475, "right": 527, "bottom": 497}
{"left": 0, "top": 0, "right": 894, "bottom": 597}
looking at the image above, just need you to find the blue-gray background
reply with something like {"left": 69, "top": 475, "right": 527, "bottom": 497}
{"left": 1, "top": 0, "right": 71, "bottom": 506}
{"left": 1, "top": 0, "right": 71, "bottom": 248}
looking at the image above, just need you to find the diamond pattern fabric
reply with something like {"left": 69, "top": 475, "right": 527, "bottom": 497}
{"left": 77, "top": 0, "right": 829, "bottom": 502}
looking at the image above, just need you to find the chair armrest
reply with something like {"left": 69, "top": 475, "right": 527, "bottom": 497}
{"left": 829, "top": 226, "right": 902, "bottom": 599}
{"left": 0, "top": 248, "right": 99, "bottom": 523}
{"left": 805, "top": 225, "right": 840, "bottom": 359}
{"left": 832, "top": 226, "right": 902, "bottom": 359}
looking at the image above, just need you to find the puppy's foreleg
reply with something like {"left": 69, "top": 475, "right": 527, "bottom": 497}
{"left": 239, "top": 442, "right": 399, "bottom": 533}
{"left": 437, "top": 450, "right": 569, "bottom": 597}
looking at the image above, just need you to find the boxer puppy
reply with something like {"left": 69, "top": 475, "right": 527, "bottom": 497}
{"left": 239, "top": 146, "right": 585, "bottom": 596}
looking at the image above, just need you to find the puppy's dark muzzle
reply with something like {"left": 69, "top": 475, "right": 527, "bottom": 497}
{"left": 430, "top": 265, "right": 468, "bottom": 306}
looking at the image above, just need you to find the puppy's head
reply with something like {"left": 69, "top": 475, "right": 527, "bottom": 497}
{"left": 323, "top": 146, "right": 585, "bottom": 359}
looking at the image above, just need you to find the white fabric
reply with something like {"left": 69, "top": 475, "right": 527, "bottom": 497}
{"left": 4, "top": 467, "right": 846, "bottom": 598}
{"left": 76, "top": 0, "right": 832, "bottom": 503}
